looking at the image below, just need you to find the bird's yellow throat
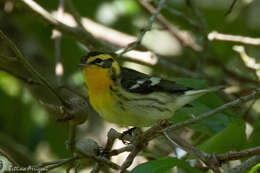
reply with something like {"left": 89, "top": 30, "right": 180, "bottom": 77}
{"left": 83, "top": 66, "right": 113, "bottom": 95}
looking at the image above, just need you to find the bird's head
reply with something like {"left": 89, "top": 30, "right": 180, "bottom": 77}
{"left": 79, "top": 52, "right": 121, "bottom": 89}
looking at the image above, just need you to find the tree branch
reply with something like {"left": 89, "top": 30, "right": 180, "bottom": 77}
{"left": 0, "top": 30, "right": 67, "bottom": 106}
{"left": 164, "top": 90, "right": 259, "bottom": 132}
{"left": 33, "top": 156, "right": 78, "bottom": 172}
{"left": 0, "top": 66, "right": 41, "bottom": 85}
{"left": 138, "top": 0, "right": 202, "bottom": 52}
{"left": 223, "top": 155, "right": 260, "bottom": 173}
{"left": 217, "top": 146, "right": 260, "bottom": 163}
{"left": 164, "top": 131, "right": 221, "bottom": 173}
{"left": 225, "top": 0, "right": 238, "bottom": 16}
{"left": 233, "top": 45, "right": 260, "bottom": 80}
{"left": 19, "top": 0, "right": 113, "bottom": 51}
{"left": 117, "top": 0, "right": 167, "bottom": 58}
{"left": 52, "top": 0, "right": 65, "bottom": 84}
{"left": 208, "top": 31, "right": 260, "bottom": 46}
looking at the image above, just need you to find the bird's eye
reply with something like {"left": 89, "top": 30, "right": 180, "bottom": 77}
{"left": 93, "top": 58, "right": 102, "bottom": 64}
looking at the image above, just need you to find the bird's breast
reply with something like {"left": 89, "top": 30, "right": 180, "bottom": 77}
{"left": 83, "top": 66, "right": 113, "bottom": 95}
{"left": 83, "top": 66, "right": 116, "bottom": 111}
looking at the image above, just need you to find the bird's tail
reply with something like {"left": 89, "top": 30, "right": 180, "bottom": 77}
{"left": 168, "top": 86, "right": 224, "bottom": 112}
{"left": 184, "top": 86, "right": 224, "bottom": 96}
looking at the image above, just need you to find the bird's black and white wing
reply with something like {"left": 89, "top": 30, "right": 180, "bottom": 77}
{"left": 120, "top": 67, "right": 193, "bottom": 94}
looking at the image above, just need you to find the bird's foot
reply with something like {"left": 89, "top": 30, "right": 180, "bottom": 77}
{"left": 159, "top": 119, "right": 172, "bottom": 128}
{"left": 120, "top": 127, "right": 142, "bottom": 144}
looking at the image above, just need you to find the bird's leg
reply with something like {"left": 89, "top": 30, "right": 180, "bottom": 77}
{"left": 120, "top": 127, "right": 142, "bottom": 144}
{"left": 159, "top": 119, "right": 172, "bottom": 127}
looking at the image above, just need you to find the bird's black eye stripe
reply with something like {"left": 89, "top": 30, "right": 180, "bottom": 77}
{"left": 91, "top": 58, "right": 114, "bottom": 68}
{"left": 91, "top": 58, "right": 102, "bottom": 64}
{"left": 80, "top": 51, "right": 105, "bottom": 64}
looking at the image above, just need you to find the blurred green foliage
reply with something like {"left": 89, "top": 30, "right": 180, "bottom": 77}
{"left": 1, "top": 0, "right": 260, "bottom": 172}
{"left": 130, "top": 157, "right": 203, "bottom": 173}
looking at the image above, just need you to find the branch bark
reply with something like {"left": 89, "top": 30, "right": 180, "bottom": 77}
{"left": 20, "top": 0, "right": 113, "bottom": 51}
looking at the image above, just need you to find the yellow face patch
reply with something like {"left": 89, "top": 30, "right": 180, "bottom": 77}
{"left": 82, "top": 53, "right": 121, "bottom": 103}
{"left": 83, "top": 65, "right": 116, "bottom": 112}
{"left": 84, "top": 53, "right": 121, "bottom": 78}
{"left": 83, "top": 66, "right": 113, "bottom": 94}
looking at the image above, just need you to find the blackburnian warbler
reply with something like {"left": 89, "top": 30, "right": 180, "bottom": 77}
{"left": 79, "top": 52, "right": 221, "bottom": 127}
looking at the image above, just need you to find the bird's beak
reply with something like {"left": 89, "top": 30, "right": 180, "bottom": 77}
{"left": 78, "top": 63, "right": 90, "bottom": 68}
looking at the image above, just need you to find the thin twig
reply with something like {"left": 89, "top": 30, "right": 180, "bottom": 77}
{"left": 164, "top": 90, "right": 259, "bottom": 132}
{"left": 53, "top": 0, "right": 65, "bottom": 84}
{"left": 67, "top": 122, "right": 76, "bottom": 152}
{"left": 34, "top": 157, "right": 77, "bottom": 168}
{"left": 90, "top": 163, "right": 101, "bottom": 173}
{"left": 119, "top": 50, "right": 202, "bottom": 78}
{"left": 33, "top": 156, "right": 79, "bottom": 173}
{"left": 18, "top": 0, "right": 201, "bottom": 74}
{"left": 185, "top": 0, "right": 209, "bottom": 55}
{"left": 0, "top": 54, "right": 17, "bottom": 61}
{"left": 163, "top": 132, "right": 208, "bottom": 161}
{"left": 159, "top": 58, "right": 201, "bottom": 78}
{"left": 92, "top": 155, "right": 122, "bottom": 171}
{"left": 120, "top": 146, "right": 141, "bottom": 173}
{"left": 88, "top": 129, "right": 133, "bottom": 172}
{"left": 65, "top": 0, "right": 84, "bottom": 28}
{"left": 164, "top": 131, "right": 221, "bottom": 173}
{"left": 233, "top": 45, "right": 260, "bottom": 80}
{"left": 185, "top": 0, "right": 208, "bottom": 35}
{"left": 20, "top": 0, "right": 112, "bottom": 51}
{"left": 225, "top": 0, "right": 238, "bottom": 16}
{"left": 0, "top": 30, "right": 67, "bottom": 106}
{"left": 208, "top": 31, "right": 260, "bottom": 46}
{"left": 241, "top": 99, "right": 256, "bottom": 119}
{"left": 154, "top": 0, "right": 199, "bottom": 29}
{"left": 223, "top": 155, "right": 260, "bottom": 173}
{"left": 58, "top": 85, "right": 89, "bottom": 101}
{"left": 104, "top": 129, "right": 120, "bottom": 153}
{"left": 38, "top": 100, "right": 65, "bottom": 114}
{"left": 217, "top": 146, "right": 260, "bottom": 163}
{"left": 117, "top": 0, "right": 166, "bottom": 58}
{"left": 21, "top": 0, "right": 57, "bottom": 23}
{"left": 207, "top": 58, "right": 260, "bottom": 86}
{"left": 0, "top": 66, "right": 41, "bottom": 85}
{"left": 138, "top": 0, "right": 201, "bottom": 52}
{"left": 97, "top": 128, "right": 122, "bottom": 171}
{"left": 74, "top": 137, "right": 127, "bottom": 172}
{"left": 120, "top": 121, "right": 167, "bottom": 172}
{"left": 1, "top": 31, "right": 90, "bottom": 126}
{"left": 107, "top": 145, "right": 134, "bottom": 157}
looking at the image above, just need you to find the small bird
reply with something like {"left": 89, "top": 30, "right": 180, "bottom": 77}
{"left": 79, "top": 51, "right": 221, "bottom": 127}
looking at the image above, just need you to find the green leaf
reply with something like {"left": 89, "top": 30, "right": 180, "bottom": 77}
{"left": 130, "top": 157, "right": 203, "bottom": 173}
{"left": 175, "top": 78, "right": 208, "bottom": 89}
{"left": 117, "top": 0, "right": 140, "bottom": 15}
{"left": 172, "top": 78, "right": 229, "bottom": 134}
{"left": 199, "top": 119, "right": 246, "bottom": 153}
{"left": 248, "top": 163, "right": 260, "bottom": 173}
{"left": 172, "top": 101, "right": 229, "bottom": 135}
{"left": 0, "top": 71, "right": 21, "bottom": 97}
{"left": 171, "top": 78, "right": 238, "bottom": 136}
{"left": 246, "top": 116, "right": 260, "bottom": 148}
